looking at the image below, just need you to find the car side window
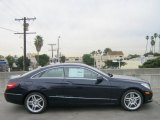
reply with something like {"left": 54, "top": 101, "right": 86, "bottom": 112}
{"left": 64, "top": 67, "right": 97, "bottom": 79}
{"left": 33, "top": 67, "right": 64, "bottom": 78}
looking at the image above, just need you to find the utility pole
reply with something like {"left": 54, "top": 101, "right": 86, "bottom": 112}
{"left": 48, "top": 44, "right": 56, "bottom": 62}
{"left": 57, "top": 36, "right": 60, "bottom": 62}
{"left": 15, "top": 17, "right": 36, "bottom": 71}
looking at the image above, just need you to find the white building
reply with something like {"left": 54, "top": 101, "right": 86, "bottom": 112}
{"left": 65, "top": 57, "right": 82, "bottom": 63}
{"left": 94, "top": 51, "right": 124, "bottom": 69}
{"left": 27, "top": 53, "right": 37, "bottom": 69}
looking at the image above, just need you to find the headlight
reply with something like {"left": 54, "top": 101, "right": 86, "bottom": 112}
{"left": 141, "top": 83, "right": 151, "bottom": 90}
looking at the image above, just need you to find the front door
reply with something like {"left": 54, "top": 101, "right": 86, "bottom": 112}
{"left": 62, "top": 66, "right": 111, "bottom": 104}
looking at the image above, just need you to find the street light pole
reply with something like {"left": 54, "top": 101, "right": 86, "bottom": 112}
{"left": 94, "top": 55, "right": 95, "bottom": 67}
{"left": 57, "top": 36, "right": 60, "bottom": 62}
{"left": 119, "top": 59, "right": 120, "bottom": 69}
{"left": 48, "top": 44, "right": 56, "bottom": 63}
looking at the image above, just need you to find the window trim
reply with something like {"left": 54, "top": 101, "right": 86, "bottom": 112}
{"left": 30, "top": 65, "right": 108, "bottom": 81}
{"left": 31, "top": 67, "right": 65, "bottom": 79}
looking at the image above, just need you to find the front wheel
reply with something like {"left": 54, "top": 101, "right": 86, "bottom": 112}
{"left": 24, "top": 92, "right": 47, "bottom": 114}
{"left": 121, "top": 89, "right": 143, "bottom": 111}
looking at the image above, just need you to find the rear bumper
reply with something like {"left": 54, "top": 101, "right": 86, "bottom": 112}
{"left": 4, "top": 93, "right": 24, "bottom": 105}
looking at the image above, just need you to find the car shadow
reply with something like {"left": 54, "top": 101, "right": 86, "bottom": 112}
{"left": 6, "top": 102, "right": 155, "bottom": 114}
{"left": 47, "top": 105, "right": 120, "bottom": 112}
{"left": 46, "top": 103, "right": 154, "bottom": 113}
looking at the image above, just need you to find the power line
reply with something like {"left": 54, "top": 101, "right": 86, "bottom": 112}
{"left": 0, "top": 26, "right": 18, "bottom": 32}
{"left": 0, "top": 0, "right": 23, "bottom": 18}
{"left": 19, "top": 0, "right": 34, "bottom": 17}
{"left": 48, "top": 44, "right": 56, "bottom": 62}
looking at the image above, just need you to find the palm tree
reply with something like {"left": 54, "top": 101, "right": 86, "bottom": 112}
{"left": 154, "top": 33, "right": 158, "bottom": 52}
{"left": 145, "top": 36, "right": 149, "bottom": 54}
{"left": 97, "top": 49, "right": 102, "bottom": 55}
{"left": 158, "top": 35, "right": 160, "bottom": 53}
{"left": 151, "top": 36, "right": 155, "bottom": 53}
{"left": 34, "top": 35, "right": 43, "bottom": 65}
{"left": 90, "top": 51, "right": 96, "bottom": 67}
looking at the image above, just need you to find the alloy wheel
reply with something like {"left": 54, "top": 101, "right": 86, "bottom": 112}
{"left": 121, "top": 90, "right": 143, "bottom": 111}
{"left": 25, "top": 93, "right": 47, "bottom": 113}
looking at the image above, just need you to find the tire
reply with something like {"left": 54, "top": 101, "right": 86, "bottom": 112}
{"left": 121, "top": 89, "right": 143, "bottom": 111}
{"left": 24, "top": 92, "right": 47, "bottom": 114}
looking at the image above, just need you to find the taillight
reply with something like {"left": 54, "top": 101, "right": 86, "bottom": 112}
{"left": 6, "top": 82, "right": 17, "bottom": 90}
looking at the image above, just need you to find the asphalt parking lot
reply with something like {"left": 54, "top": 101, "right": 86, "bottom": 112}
{"left": 0, "top": 89, "right": 160, "bottom": 120}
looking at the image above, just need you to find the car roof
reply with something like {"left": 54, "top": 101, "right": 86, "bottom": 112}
{"left": 45, "top": 63, "right": 90, "bottom": 68}
{"left": 21, "top": 63, "right": 109, "bottom": 78}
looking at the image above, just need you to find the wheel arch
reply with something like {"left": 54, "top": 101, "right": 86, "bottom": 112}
{"left": 120, "top": 87, "right": 145, "bottom": 103}
{"left": 23, "top": 90, "right": 49, "bottom": 105}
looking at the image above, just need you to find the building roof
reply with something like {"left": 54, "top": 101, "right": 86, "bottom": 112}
{"left": 107, "top": 51, "right": 124, "bottom": 56}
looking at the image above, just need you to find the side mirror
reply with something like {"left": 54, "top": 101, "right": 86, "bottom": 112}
{"left": 96, "top": 76, "right": 103, "bottom": 84}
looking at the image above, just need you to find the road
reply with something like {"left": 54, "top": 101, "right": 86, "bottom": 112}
{"left": 0, "top": 92, "right": 160, "bottom": 120}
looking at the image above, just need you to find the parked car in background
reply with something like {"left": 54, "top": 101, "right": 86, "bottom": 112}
{"left": 0, "top": 60, "right": 8, "bottom": 72}
{"left": 4, "top": 63, "right": 153, "bottom": 113}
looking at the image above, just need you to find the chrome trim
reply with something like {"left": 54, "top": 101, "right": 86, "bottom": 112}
{"left": 33, "top": 77, "right": 64, "bottom": 79}
{"left": 5, "top": 93, "right": 22, "bottom": 96}
{"left": 49, "top": 96, "right": 117, "bottom": 101}
{"left": 64, "top": 77, "right": 97, "bottom": 81}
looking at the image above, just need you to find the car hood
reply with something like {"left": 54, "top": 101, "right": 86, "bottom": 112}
{"left": 112, "top": 74, "right": 147, "bottom": 83}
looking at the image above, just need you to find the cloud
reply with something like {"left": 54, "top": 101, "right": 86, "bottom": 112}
{"left": 0, "top": 0, "right": 160, "bottom": 57}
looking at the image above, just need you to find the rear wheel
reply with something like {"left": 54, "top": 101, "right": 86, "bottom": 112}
{"left": 24, "top": 92, "right": 47, "bottom": 114}
{"left": 121, "top": 89, "right": 143, "bottom": 111}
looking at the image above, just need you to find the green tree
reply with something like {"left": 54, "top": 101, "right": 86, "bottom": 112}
{"left": 104, "top": 60, "right": 126, "bottom": 68}
{"left": 103, "top": 48, "right": 112, "bottom": 55}
{"left": 90, "top": 51, "right": 96, "bottom": 56}
{"left": 144, "top": 52, "right": 153, "bottom": 57}
{"left": 154, "top": 53, "right": 160, "bottom": 56}
{"left": 139, "top": 57, "right": 160, "bottom": 68}
{"left": 127, "top": 54, "right": 140, "bottom": 60}
{"left": 6, "top": 55, "right": 15, "bottom": 70}
{"left": 158, "top": 34, "right": 160, "bottom": 53}
{"left": 34, "top": 35, "right": 43, "bottom": 65}
{"left": 16, "top": 56, "right": 30, "bottom": 70}
{"left": 82, "top": 54, "right": 94, "bottom": 66}
{"left": 60, "top": 56, "right": 66, "bottom": 63}
{"left": 35, "top": 54, "right": 49, "bottom": 66}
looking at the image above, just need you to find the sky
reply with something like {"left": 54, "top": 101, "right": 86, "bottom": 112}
{"left": 0, "top": 0, "right": 160, "bottom": 57}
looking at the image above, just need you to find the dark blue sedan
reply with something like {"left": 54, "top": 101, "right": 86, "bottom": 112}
{"left": 4, "top": 63, "right": 153, "bottom": 113}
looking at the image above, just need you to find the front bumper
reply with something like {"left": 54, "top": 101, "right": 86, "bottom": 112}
{"left": 143, "top": 91, "right": 153, "bottom": 103}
